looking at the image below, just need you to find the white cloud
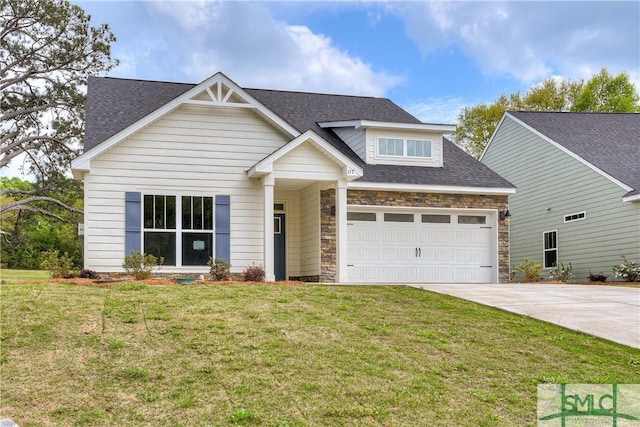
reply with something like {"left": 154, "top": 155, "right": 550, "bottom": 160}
{"left": 392, "top": 1, "right": 639, "bottom": 83}
{"left": 144, "top": 2, "right": 401, "bottom": 95}
{"left": 404, "top": 97, "right": 467, "bottom": 125}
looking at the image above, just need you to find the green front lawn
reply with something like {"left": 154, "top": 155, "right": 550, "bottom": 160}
{"left": 1, "top": 283, "right": 638, "bottom": 426}
{"left": 0, "top": 269, "right": 49, "bottom": 282}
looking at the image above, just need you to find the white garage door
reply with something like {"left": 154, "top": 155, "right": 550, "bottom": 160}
{"left": 347, "top": 210, "right": 495, "bottom": 283}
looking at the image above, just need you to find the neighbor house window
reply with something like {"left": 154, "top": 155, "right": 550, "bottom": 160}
{"left": 378, "top": 137, "right": 432, "bottom": 158}
{"left": 564, "top": 211, "right": 586, "bottom": 223}
{"left": 143, "top": 195, "right": 214, "bottom": 266}
{"left": 543, "top": 231, "right": 558, "bottom": 268}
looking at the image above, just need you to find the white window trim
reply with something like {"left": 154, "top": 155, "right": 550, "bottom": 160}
{"left": 543, "top": 230, "right": 558, "bottom": 269}
{"left": 376, "top": 136, "right": 433, "bottom": 159}
{"left": 563, "top": 211, "right": 586, "bottom": 223}
{"left": 142, "top": 193, "right": 216, "bottom": 267}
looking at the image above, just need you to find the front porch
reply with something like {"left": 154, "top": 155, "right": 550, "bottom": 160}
{"left": 246, "top": 130, "right": 363, "bottom": 282}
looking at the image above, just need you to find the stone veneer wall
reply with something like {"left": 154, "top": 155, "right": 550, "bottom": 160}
{"left": 320, "top": 190, "right": 336, "bottom": 282}
{"left": 320, "top": 189, "right": 511, "bottom": 283}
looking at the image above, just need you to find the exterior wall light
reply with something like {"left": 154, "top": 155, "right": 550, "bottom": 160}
{"left": 499, "top": 210, "right": 512, "bottom": 220}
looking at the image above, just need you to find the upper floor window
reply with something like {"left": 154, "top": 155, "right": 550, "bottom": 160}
{"left": 378, "top": 138, "right": 404, "bottom": 156}
{"left": 407, "top": 139, "right": 431, "bottom": 158}
{"left": 378, "top": 137, "right": 432, "bottom": 158}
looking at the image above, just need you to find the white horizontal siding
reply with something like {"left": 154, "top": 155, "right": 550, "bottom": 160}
{"left": 83, "top": 104, "right": 290, "bottom": 272}
{"left": 299, "top": 183, "right": 320, "bottom": 276}
{"left": 273, "top": 143, "right": 343, "bottom": 177}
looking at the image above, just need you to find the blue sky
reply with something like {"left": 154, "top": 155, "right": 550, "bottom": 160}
{"left": 73, "top": 0, "right": 638, "bottom": 125}
{"left": 2, "top": 1, "right": 639, "bottom": 178}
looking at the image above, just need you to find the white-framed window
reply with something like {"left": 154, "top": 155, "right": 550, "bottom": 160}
{"left": 143, "top": 194, "right": 214, "bottom": 266}
{"left": 378, "top": 137, "right": 432, "bottom": 158}
{"left": 378, "top": 138, "right": 404, "bottom": 156}
{"left": 564, "top": 211, "right": 586, "bottom": 223}
{"left": 407, "top": 139, "right": 431, "bottom": 158}
{"left": 543, "top": 230, "right": 558, "bottom": 269}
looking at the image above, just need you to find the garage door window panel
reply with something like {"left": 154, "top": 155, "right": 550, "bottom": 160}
{"left": 422, "top": 214, "right": 451, "bottom": 223}
{"left": 458, "top": 215, "right": 487, "bottom": 225}
{"left": 347, "top": 212, "right": 377, "bottom": 222}
{"left": 384, "top": 213, "right": 414, "bottom": 222}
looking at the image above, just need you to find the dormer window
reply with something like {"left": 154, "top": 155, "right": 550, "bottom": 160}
{"left": 378, "top": 137, "right": 432, "bottom": 158}
{"left": 378, "top": 138, "right": 404, "bottom": 156}
{"left": 407, "top": 139, "right": 431, "bottom": 158}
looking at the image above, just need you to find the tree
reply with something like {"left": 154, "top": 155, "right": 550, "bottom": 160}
{"left": 453, "top": 69, "right": 639, "bottom": 158}
{"left": 1, "top": 176, "right": 83, "bottom": 269}
{"left": 0, "top": 0, "right": 117, "bottom": 221}
{"left": 572, "top": 69, "right": 640, "bottom": 113}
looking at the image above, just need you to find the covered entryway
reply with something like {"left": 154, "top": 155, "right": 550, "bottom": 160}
{"left": 247, "top": 130, "right": 364, "bottom": 281}
{"left": 347, "top": 209, "right": 496, "bottom": 283}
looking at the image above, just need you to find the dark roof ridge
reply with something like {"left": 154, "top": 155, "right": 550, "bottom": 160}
{"left": 510, "top": 110, "right": 639, "bottom": 115}
{"left": 89, "top": 75, "right": 195, "bottom": 86}
{"left": 247, "top": 87, "right": 383, "bottom": 100}
{"left": 90, "top": 75, "right": 388, "bottom": 100}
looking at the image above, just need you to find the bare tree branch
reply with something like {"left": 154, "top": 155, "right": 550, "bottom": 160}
{"left": 0, "top": 195, "right": 83, "bottom": 216}
{"left": 1, "top": 202, "right": 77, "bottom": 224}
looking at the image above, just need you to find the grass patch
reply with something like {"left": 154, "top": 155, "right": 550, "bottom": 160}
{"left": 0, "top": 269, "right": 49, "bottom": 282}
{"left": 1, "top": 283, "right": 638, "bottom": 426}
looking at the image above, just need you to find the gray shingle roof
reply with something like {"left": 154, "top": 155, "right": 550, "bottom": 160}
{"left": 246, "top": 88, "right": 421, "bottom": 165}
{"left": 510, "top": 111, "right": 640, "bottom": 197}
{"left": 83, "top": 76, "right": 514, "bottom": 190}
{"left": 360, "top": 138, "right": 514, "bottom": 188}
{"left": 85, "top": 76, "right": 194, "bottom": 152}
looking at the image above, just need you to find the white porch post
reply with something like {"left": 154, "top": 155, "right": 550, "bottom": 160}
{"left": 335, "top": 179, "right": 348, "bottom": 283}
{"left": 263, "top": 176, "right": 276, "bottom": 282}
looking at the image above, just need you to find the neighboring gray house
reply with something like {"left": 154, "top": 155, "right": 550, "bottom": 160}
{"left": 71, "top": 72, "right": 515, "bottom": 283}
{"left": 481, "top": 111, "right": 640, "bottom": 281}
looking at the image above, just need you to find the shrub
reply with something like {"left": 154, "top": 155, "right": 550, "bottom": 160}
{"left": 40, "top": 250, "right": 75, "bottom": 278}
{"left": 79, "top": 269, "right": 99, "bottom": 279}
{"left": 514, "top": 258, "right": 542, "bottom": 282}
{"left": 612, "top": 256, "right": 640, "bottom": 282}
{"left": 588, "top": 272, "right": 608, "bottom": 282}
{"left": 123, "top": 250, "right": 162, "bottom": 280}
{"left": 208, "top": 257, "right": 230, "bottom": 281}
{"left": 243, "top": 264, "right": 265, "bottom": 282}
{"left": 549, "top": 262, "right": 574, "bottom": 283}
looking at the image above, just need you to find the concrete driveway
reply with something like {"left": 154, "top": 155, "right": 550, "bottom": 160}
{"left": 409, "top": 282, "right": 640, "bottom": 349}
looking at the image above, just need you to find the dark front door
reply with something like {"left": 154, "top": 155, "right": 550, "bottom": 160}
{"left": 274, "top": 213, "right": 286, "bottom": 281}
